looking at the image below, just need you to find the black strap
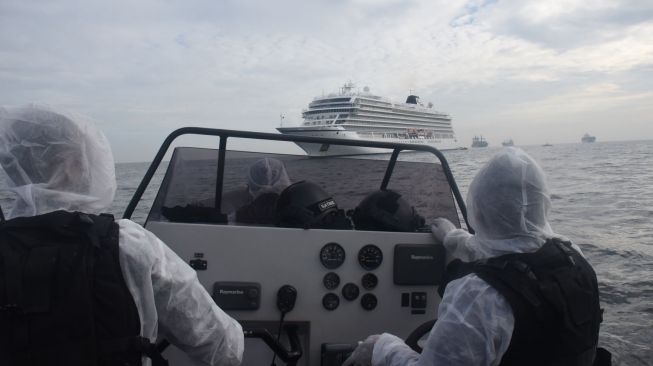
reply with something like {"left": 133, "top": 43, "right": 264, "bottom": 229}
{"left": 594, "top": 348, "right": 612, "bottom": 366}
{"left": 22, "top": 245, "right": 60, "bottom": 314}
{"left": 437, "top": 258, "right": 474, "bottom": 297}
{"left": 0, "top": 243, "right": 29, "bottom": 358}
{"left": 479, "top": 260, "right": 542, "bottom": 307}
{"left": 0, "top": 244, "right": 22, "bottom": 314}
{"left": 1, "top": 210, "right": 78, "bottom": 230}
{"left": 99, "top": 336, "right": 169, "bottom": 366}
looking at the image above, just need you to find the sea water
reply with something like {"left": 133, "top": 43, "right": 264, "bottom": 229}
{"left": 1, "top": 140, "right": 651, "bottom": 365}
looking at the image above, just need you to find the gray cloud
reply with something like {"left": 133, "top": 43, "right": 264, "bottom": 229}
{"left": 474, "top": 0, "right": 653, "bottom": 49}
{"left": 1, "top": 0, "right": 651, "bottom": 161}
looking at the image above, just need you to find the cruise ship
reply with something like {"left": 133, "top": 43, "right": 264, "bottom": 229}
{"left": 277, "top": 83, "right": 461, "bottom": 156}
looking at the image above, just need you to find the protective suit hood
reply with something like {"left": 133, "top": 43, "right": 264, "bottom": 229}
{"left": 466, "top": 147, "right": 556, "bottom": 255}
{"left": 247, "top": 157, "right": 290, "bottom": 199}
{"left": 0, "top": 104, "right": 116, "bottom": 219}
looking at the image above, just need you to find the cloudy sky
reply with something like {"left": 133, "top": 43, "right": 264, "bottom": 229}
{"left": 1, "top": 0, "right": 652, "bottom": 162}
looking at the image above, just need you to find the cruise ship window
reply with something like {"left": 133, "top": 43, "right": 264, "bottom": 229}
{"left": 147, "top": 148, "right": 461, "bottom": 231}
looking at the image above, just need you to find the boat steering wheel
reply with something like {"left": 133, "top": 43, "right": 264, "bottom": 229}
{"left": 405, "top": 319, "right": 437, "bottom": 353}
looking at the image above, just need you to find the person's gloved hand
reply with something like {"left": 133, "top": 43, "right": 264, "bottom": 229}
{"left": 342, "top": 335, "right": 380, "bottom": 366}
{"left": 431, "top": 218, "right": 456, "bottom": 243}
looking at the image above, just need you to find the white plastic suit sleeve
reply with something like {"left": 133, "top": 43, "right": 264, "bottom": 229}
{"left": 343, "top": 335, "right": 381, "bottom": 366}
{"left": 430, "top": 218, "right": 456, "bottom": 244}
{"left": 117, "top": 219, "right": 244, "bottom": 366}
{"left": 442, "top": 228, "right": 584, "bottom": 263}
{"left": 441, "top": 228, "right": 476, "bottom": 263}
{"left": 372, "top": 275, "right": 514, "bottom": 366}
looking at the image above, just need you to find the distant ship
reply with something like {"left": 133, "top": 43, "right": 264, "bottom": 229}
{"left": 502, "top": 139, "right": 514, "bottom": 147}
{"left": 471, "top": 136, "right": 488, "bottom": 148}
{"left": 542, "top": 143, "right": 553, "bottom": 147}
{"left": 277, "top": 82, "right": 462, "bottom": 156}
{"left": 582, "top": 133, "right": 596, "bottom": 143}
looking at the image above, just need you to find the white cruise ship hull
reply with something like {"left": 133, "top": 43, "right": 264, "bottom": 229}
{"left": 277, "top": 126, "right": 462, "bottom": 156}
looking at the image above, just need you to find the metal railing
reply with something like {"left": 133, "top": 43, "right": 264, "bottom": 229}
{"left": 122, "top": 127, "right": 473, "bottom": 233}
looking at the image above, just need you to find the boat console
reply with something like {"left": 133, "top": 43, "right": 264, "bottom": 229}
{"left": 125, "top": 128, "right": 471, "bottom": 366}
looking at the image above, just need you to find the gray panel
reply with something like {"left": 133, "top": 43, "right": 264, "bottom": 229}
{"left": 149, "top": 222, "right": 443, "bottom": 366}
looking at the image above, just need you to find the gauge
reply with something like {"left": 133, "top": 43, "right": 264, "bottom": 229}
{"left": 322, "top": 293, "right": 340, "bottom": 311}
{"left": 358, "top": 244, "right": 383, "bottom": 270}
{"left": 342, "top": 283, "right": 360, "bottom": 301}
{"left": 323, "top": 272, "right": 340, "bottom": 290}
{"left": 361, "top": 273, "right": 378, "bottom": 290}
{"left": 361, "top": 293, "right": 378, "bottom": 311}
{"left": 320, "top": 243, "right": 346, "bottom": 269}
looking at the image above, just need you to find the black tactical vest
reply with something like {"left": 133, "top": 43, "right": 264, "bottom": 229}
{"left": 439, "top": 238, "right": 603, "bottom": 366}
{"left": 0, "top": 211, "right": 164, "bottom": 366}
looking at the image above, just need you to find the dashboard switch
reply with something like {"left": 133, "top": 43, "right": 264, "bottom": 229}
{"left": 401, "top": 293, "right": 410, "bottom": 307}
{"left": 189, "top": 259, "right": 207, "bottom": 270}
{"left": 411, "top": 292, "right": 427, "bottom": 309}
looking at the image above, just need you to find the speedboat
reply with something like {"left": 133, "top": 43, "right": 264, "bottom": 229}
{"left": 123, "top": 128, "right": 472, "bottom": 366}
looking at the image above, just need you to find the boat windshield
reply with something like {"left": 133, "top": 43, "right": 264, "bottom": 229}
{"left": 147, "top": 147, "right": 460, "bottom": 231}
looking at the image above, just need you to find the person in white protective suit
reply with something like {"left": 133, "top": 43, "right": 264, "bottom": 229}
{"left": 246, "top": 158, "right": 291, "bottom": 199}
{"left": 344, "top": 147, "right": 603, "bottom": 366}
{"left": 0, "top": 104, "right": 244, "bottom": 366}
{"left": 231, "top": 157, "right": 291, "bottom": 224}
{"left": 190, "top": 157, "right": 291, "bottom": 224}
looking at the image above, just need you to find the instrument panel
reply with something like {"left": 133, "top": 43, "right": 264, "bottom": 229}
{"left": 319, "top": 243, "right": 385, "bottom": 311}
{"left": 148, "top": 222, "right": 445, "bottom": 366}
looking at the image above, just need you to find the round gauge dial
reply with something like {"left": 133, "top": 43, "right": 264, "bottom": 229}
{"left": 323, "top": 272, "right": 340, "bottom": 290}
{"left": 361, "top": 273, "right": 378, "bottom": 290}
{"left": 358, "top": 245, "right": 383, "bottom": 270}
{"left": 361, "top": 293, "right": 378, "bottom": 311}
{"left": 320, "top": 243, "right": 346, "bottom": 269}
{"left": 322, "top": 293, "right": 340, "bottom": 311}
{"left": 342, "top": 283, "right": 360, "bottom": 301}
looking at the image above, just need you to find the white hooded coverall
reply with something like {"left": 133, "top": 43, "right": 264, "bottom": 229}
{"left": 371, "top": 147, "right": 584, "bottom": 366}
{"left": 0, "top": 105, "right": 244, "bottom": 366}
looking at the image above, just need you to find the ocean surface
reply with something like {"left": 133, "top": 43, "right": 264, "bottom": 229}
{"left": 2, "top": 140, "right": 652, "bottom": 365}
